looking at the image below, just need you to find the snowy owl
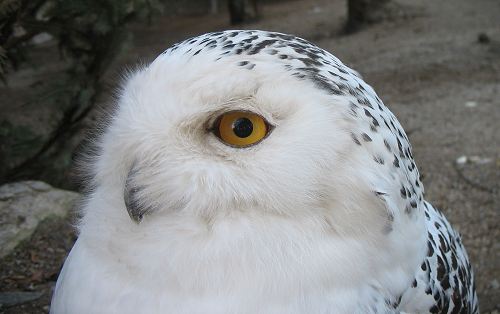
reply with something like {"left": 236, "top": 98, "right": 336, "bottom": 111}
{"left": 51, "top": 30, "right": 478, "bottom": 313}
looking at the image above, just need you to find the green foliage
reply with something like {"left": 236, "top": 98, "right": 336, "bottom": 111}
{"left": 1, "top": 0, "right": 161, "bottom": 77}
{"left": 0, "top": 0, "right": 162, "bottom": 186}
{"left": 0, "top": 120, "right": 42, "bottom": 163}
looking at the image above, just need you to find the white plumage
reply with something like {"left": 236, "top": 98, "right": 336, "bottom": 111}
{"left": 51, "top": 30, "right": 477, "bottom": 313}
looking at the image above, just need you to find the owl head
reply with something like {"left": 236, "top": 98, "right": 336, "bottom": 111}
{"left": 81, "top": 30, "right": 423, "bottom": 246}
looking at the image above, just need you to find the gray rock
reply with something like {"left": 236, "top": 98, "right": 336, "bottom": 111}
{"left": 0, "top": 291, "right": 43, "bottom": 308}
{"left": 0, "top": 181, "right": 79, "bottom": 258}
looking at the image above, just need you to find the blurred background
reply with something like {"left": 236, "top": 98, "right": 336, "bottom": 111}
{"left": 0, "top": 0, "right": 498, "bottom": 312}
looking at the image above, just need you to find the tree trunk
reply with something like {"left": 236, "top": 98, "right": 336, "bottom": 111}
{"left": 228, "top": 0, "right": 245, "bottom": 24}
{"left": 228, "top": 0, "right": 259, "bottom": 25}
{"left": 346, "top": 0, "right": 390, "bottom": 32}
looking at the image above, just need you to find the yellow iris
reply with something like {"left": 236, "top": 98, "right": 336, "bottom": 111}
{"left": 216, "top": 111, "right": 269, "bottom": 147}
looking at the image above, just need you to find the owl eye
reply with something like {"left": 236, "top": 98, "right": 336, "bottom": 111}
{"left": 213, "top": 111, "right": 271, "bottom": 148}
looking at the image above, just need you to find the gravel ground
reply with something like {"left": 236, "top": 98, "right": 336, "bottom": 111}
{"left": 1, "top": 0, "right": 498, "bottom": 312}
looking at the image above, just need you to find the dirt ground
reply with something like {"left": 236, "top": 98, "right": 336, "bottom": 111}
{"left": 0, "top": 0, "right": 499, "bottom": 312}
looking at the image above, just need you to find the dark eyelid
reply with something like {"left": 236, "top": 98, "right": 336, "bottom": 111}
{"left": 210, "top": 116, "right": 222, "bottom": 137}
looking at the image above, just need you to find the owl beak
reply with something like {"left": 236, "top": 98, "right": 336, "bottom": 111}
{"left": 124, "top": 162, "right": 150, "bottom": 224}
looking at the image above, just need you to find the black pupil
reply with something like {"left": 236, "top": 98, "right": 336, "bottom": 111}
{"left": 232, "top": 117, "right": 253, "bottom": 138}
